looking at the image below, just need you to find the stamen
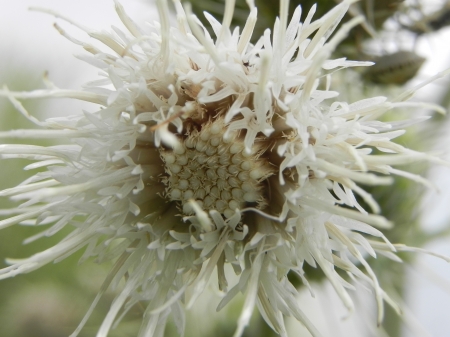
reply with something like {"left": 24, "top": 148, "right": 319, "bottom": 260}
{"left": 156, "top": 0, "right": 171, "bottom": 70}
{"left": 218, "top": 0, "right": 236, "bottom": 44}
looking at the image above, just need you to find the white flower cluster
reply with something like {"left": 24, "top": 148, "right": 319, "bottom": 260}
{"left": 0, "top": 0, "right": 448, "bottom": 336}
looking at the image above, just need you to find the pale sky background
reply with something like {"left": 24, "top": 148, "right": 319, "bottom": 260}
{"left": 1, "top": 1, "right": 450, "bottom": 336}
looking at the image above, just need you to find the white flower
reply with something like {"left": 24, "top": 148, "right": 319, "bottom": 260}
{"left": 0, "top": 0, "right": 449, "bottom": 336}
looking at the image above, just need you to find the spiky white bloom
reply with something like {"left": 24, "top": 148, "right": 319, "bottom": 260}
{"left": 0, "top": 0, "right": 449, "bottom": 336}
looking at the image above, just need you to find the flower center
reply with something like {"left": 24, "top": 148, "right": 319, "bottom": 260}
{"left": 159, "top": 118, "right": 273, "bottom": 218}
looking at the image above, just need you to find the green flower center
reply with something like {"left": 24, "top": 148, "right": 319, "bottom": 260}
{"left": 159, "top": 119, "right": 273, "bottom": 218}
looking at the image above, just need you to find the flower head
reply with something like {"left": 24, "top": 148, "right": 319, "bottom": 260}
{"left": 0, "top": 0, "right": 449, "bottom": 336}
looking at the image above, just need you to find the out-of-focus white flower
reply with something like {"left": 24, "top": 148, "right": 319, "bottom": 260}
{"left": 0, "top": 0, "right": 449, "bottom": 336}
